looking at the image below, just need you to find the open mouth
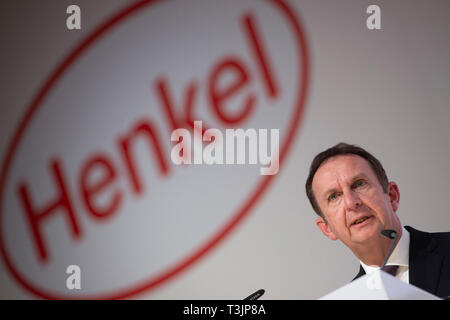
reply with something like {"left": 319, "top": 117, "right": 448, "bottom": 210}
{"left": 351, "top": 216, "right": 371, "bottom": 226}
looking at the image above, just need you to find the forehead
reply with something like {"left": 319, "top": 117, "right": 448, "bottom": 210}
{"left": 312, "top": 154, "right": 377, "bottom": 191}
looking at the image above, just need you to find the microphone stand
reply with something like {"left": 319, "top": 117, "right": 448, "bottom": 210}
{"left": 380, "top": 229, "right": 398, "bottom": 269}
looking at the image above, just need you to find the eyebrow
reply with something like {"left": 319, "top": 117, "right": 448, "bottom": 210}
{"left": 322, "top": 173, "right": 370, "bottom": 200}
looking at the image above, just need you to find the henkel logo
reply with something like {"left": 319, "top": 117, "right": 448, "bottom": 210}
{"left": 0, "top": 0, "right": 309, "bottom": 299}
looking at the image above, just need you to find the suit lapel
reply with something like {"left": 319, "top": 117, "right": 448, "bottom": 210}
{"left": 352, "top": 265, "right": 366, "bottom": 282}
{"left": 407, "top": 226, "right": 444, "bottom": 295}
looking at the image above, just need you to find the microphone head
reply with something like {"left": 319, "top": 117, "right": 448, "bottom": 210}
{"left": 381, "top": 229, "right": 397, "bottom": 239}
{"left": 244, "top": 289, "right": 265, "bottom": 300}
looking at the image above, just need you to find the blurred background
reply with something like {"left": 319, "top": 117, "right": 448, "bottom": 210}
{"left": 0, "top": 0, "right": 449, "bottom": 299}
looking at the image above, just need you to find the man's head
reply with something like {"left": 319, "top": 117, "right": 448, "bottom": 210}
{"left": 305, "top": 143, "right": 401, "bottom": 253}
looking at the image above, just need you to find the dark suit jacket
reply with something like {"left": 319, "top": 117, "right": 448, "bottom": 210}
{"left": 352, "top": 226, "right": 450, "bottom": 298}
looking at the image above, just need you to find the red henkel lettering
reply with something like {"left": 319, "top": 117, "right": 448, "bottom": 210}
{"left": 16, "top": 12, "right": 279, "bottom": 263}
{"left": 17, "top": 159, "right": 81, "bottom": 262}
{"left": 118, "top": 120, "right": 171, "bottom": 195}
{"left": 209, "top": 57, "right": 255, "bottom": 125}
{"left": 80, "top": 153, "right": 122, "bottom": 219}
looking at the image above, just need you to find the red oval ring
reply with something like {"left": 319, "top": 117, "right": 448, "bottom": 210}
{"left": 0, "top": 0, "right": 309, "bottom": 299}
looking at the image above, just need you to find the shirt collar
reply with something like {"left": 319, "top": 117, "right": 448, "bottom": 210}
{"left": 360, "top": 226, "right": 410, "bottom": 274}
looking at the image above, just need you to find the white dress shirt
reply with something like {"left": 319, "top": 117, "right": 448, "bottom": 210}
{"left": 360, "top": 226, "right": 410, "bottom": 283}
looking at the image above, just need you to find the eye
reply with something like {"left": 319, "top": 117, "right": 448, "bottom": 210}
{"left": 328, "top": 192, "right": 339, "bottom": 202}
{"left": 354, "top": 179, "right": 366, "bottom": 188}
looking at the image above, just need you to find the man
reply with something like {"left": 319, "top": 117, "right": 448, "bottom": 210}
{"left": 305, "top": 142, "right": 450, "bottom": 298}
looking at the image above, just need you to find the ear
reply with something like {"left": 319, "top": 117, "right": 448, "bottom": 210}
{"left": 387, "top": 181, "right": 400, "bottom": 212}
{"left": 316, "top": 216, "right": 338, "bottom": 240}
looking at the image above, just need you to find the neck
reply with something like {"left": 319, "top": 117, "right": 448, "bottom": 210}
{"left": 354, "top": 227, "right": 402, "bottom": 267}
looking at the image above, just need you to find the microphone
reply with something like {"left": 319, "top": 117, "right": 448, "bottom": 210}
{"left": 243, "top": 289, "right": 265, "bottom": 300}
{"left": 380, "top": 229, "right": 398, "bottom": 269}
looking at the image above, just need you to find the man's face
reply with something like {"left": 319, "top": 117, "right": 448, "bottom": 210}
{"left": 312, "top": 154, "right": 400, "bottom": 249}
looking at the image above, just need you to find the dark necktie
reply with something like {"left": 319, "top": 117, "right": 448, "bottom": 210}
{"left": 381, "top": 265, "right": 399, "bottom": 276}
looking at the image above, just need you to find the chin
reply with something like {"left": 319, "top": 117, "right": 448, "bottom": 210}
{"left": 352, "top": 226, "right": 379, "bottom": 242}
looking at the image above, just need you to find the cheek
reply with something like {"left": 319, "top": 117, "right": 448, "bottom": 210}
{"left": 362, "top": 194, "right": 390, "bottom": 217}
{"left": 328, "top": 208, "right": 348, "bottom": 230}
{"left": 324, "top": 202, "right": 351, "bottom": 229}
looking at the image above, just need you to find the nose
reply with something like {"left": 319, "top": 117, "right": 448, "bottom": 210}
{"left": 343, "top": 189, "right": 362, "bottom": 211}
